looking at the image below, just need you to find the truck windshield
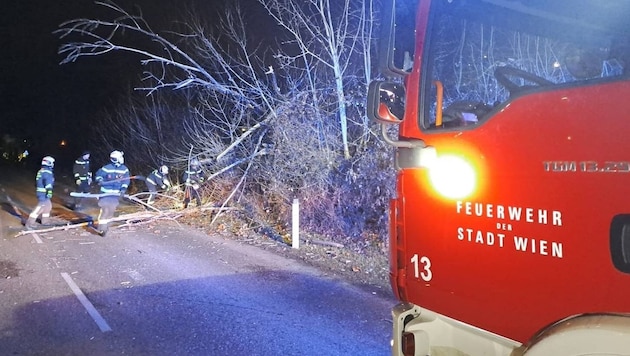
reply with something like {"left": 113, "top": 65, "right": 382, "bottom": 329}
{"left": 421, "top": 0, "right": 630, "bottom": 130}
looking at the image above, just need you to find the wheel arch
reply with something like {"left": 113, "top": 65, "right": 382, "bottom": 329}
{"left": 522, "top": 313, "right": 630, "bottom": 355}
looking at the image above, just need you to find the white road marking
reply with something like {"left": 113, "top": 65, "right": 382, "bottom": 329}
{"left": 31, "top": 233, "right": 43, "bottom": 244}
{"left": 60, "top": 272, "right": 112, "bottom": 332}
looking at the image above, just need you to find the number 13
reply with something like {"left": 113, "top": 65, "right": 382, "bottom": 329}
{"left": 410, "top": 254, "right": 432, "bottom": 282}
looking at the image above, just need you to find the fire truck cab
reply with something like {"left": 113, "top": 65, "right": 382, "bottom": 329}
{"left": 368, "top": 0, "right": 630, "bottom": 355}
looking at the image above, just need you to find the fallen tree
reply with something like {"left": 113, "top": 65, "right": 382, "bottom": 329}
{"left": 14, "top": 210, "right": 175, "bottom": 237}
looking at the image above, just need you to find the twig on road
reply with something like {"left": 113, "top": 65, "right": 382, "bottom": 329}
{"left": 309, "top": 239, "right": 345, "bottom": 248}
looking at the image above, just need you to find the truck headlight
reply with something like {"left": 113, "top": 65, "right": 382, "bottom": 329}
{"left": 428, "top": 154, "right": 476, "bottom": 199}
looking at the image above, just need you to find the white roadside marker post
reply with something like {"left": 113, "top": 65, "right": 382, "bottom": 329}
{"left": 292, "top": 198, "right": 300, "bottom": 249}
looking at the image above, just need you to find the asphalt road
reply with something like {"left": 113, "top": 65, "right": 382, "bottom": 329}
{"left": 0, "top": 170, "right": 394, "bottom": 355}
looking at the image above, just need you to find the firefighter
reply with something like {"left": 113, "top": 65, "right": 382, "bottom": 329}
{"left": 72, "top": 150, "right": 92, "bottom": 209}
{"left": 145, "top": 165, "right": 171, "bottom": 204}
{"left": 94, "top": 150, "right": 130, "bottom": 236}
{"left": 183, "top": 159, "right": 203, "bottom": 208}
{"left": 26, "top": 156, "right": 55, "bottom": 230}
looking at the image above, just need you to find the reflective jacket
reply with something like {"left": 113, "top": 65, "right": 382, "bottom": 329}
{"left": 95, "top": 163, "right": 130, "bottom": 195}
{"left": 183, "top": 167, "right": 203, "bottom": 187}
{"left": 73, "top": 156, "right": 91, "bottom": 181}
{"left": 146, "top": 169, "right": 171, "bottom": 189}
{"left": 35, "top": 166, "right": 54, "bottom": 201}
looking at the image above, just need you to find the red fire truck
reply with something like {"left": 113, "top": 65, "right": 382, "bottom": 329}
{"left": 368, "top": 0, "right": 630, "bottom": 355}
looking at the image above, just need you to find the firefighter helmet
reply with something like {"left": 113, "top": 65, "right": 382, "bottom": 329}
{"left": 159, "top": 165, "right": 168, "bottom": 174}
{"left": 41, "top": 156, "right": 55, "bottom": 168}
{"left": 110, "top": 150, "right": 124, "bottom": 164}
{"left": 190, "top": 159, "right": 200, "bottom": 168}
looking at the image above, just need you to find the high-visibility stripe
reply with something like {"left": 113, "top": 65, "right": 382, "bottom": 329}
{"left": 29, "top": 206, "right": 43, "bottom": 218}
{"left": 101, "top": 166, "right": 129, "bottom": 174}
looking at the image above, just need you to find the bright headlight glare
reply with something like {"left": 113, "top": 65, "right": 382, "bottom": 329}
{"left": 428, "top": 155, "right": 476, "bottom": 199}
{"left": 418, "top": 146, "right": 437, "bottom": 168}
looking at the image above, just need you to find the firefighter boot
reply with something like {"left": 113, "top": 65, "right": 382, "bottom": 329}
{"left": 41, "top": 216, "right": 50, "bottom": 226}
{"left": 25, "top": 216, "right": 38, "bottom": 230}
{"left": 97, "top": 224, "right": 109, "bottom": 237}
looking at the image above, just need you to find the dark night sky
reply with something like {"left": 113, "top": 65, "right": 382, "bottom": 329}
{"left": 1, "top": 1, "right": 149, "bottom": 161}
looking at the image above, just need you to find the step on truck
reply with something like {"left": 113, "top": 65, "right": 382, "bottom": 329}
{"left": 367, "top": 0, "right": 630, "bottom": 355}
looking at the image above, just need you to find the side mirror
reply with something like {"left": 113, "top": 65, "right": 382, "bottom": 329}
{"left": 367, "top": 81, "right": 406, "bottom": 124}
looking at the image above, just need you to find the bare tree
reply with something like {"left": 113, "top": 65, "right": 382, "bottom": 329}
{"left": 57, "top": 1, "right": 275, "bottom": 162}
{"left": 258, "top": 0, "right": 378, "bottom": 159}
{"left": 58, "top": 2, "right": 250, "bottom": 97}
{"left": 57, "top": 0, "right": 394, "bottom": 240}
{"left": 89, "top": 88, "right": 195, "bottom": 172}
